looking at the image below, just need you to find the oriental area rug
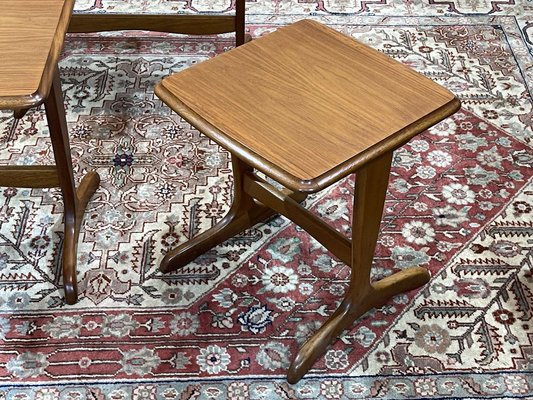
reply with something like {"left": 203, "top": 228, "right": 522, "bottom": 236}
{"left": 0, "top": 0, "right": 532, "bottom": 399}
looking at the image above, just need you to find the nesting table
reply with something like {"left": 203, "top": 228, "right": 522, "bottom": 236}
{"left": 156, "top": 19, "right": 460, "bottom": 382}
{"left": 0, "top": 0, "right": 100, "bottom": 304}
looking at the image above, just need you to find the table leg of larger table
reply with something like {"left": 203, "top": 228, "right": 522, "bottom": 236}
{"left": 287, "top": 152, "right": 430, "bottom": 384}
{"left": 45, "top": 67, "right": 100, "bottom": 305}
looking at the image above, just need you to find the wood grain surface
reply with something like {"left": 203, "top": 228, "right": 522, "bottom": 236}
{"left": 0, "top": 0, "right": 73, "bottom": 109}
{"left": 69, "top": 14, "right": 235, "bottom": 35}
{"left": 158, "top": 19, "right": 460, "bottom": 192}
{"left": 69, "top": 0, "right": 247, "bottom": 49}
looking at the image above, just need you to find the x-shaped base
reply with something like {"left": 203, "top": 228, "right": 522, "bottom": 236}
{"left": 160, "top": 153, "right": 430, "bottom": 383}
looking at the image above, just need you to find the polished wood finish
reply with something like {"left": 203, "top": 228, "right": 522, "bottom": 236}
{"left": 0, "top": 0, "right": 75, "bottom": 109}
{"left": 0, "top": 166, "right": 59, "bottom": 188}
{"left": 68, "top": 0, "right": 247, "bottom": 46}
{"left": 286, "top": 152, "right": 430, "bottom": 383}
{"left": 45, "top": 68, "right": 100, "bottom": 304}
{"left": 13, "top": 109, "right": 29, "bottom": 119}
{"left": 0, "top": 0, "right": 100, "bottom": 304}
{"left": 235, "top": 0, "right": 246, "bottom": 46}
{"left": 69, "top": 14, "right": 235, "bottom": 35}
{"left": 243, "top": 172, "right": 352, "bottom": 266}
{"left": 156, "top": 19, "right": 460, "bottom": 382}
{"left": 157, "top": 19, "right": 460, "bottom": 192}
{"left": 160, "top": 157, "right": 306, "bottom": 272}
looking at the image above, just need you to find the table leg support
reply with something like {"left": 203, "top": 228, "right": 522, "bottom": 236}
{"left": 45, "top": 67, "right": 100, "bottom": 305}
{"left": 160, "top": 157, "right": 276, "bottom": 273}
{"left": 160, "top": 158, "right": 309, "bottom": 273}
{"left": 287, "top": 152, "right": 430, "bottom": 384}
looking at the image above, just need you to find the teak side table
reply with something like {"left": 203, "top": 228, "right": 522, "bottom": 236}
{"left": 0, "top": 0, "right": 100, "bottom": 305}
{"left": 156, "top": 20, "right": 460, "bottom": 383}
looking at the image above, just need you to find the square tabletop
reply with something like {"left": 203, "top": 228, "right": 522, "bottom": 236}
{"left": 0, "top": 0, "right": 74, "bottom": 110}
{"left": 156, "top": 19, "right": 460, "bottom": 192}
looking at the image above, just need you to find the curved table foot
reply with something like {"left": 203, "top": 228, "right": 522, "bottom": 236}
{"left": 287, "top": 266, "right": 430, "bottom": 384}
{"left": 62, "top": 171, "right": 100, "bottom": 305}
{"left": 161, "top": 156, "right": 277, "bottom": 273}
{"left": 160, "top": 200, "right": 276, "bottom": 273}
{"left": 160, "top": 190, "right": 308, "bottom": 273}
{"left": 160, "top": 157, "right": 309, "bottom": 273}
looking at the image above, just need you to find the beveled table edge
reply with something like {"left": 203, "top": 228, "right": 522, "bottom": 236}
{"left": 156, "top": 82, "right": 461, "bottom": 193}
{"left": 0, "top": 0, "right": 75, "bottom": 111}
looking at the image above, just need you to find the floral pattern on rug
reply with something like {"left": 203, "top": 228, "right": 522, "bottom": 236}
{"left": 73, "top": 0, "right": 529, "bottom": 16}
{"left": 353, "top": 178, "right": 533, "bottom": 378}
{"left": 0, "top": 20, "right": 531, "bottom": 309}
{"left": 72, "top": 0, "right": 533, "bottom": 51}
{"left": 0, "top": 13, "right": 532, "bottom": 400}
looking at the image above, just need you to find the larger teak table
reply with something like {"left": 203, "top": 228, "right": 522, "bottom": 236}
{"left": 156, "top": 20, "right": 460, "bottom": 383}
{"left": 0, "top": 0, "right": 100, "bottom": 304}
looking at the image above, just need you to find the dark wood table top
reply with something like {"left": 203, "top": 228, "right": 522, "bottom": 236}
{"left": 0, "top": 0, "right": 74, "bottom": 110}
{"left": 157, "top": 19, "right": 460, "bottom": 192}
